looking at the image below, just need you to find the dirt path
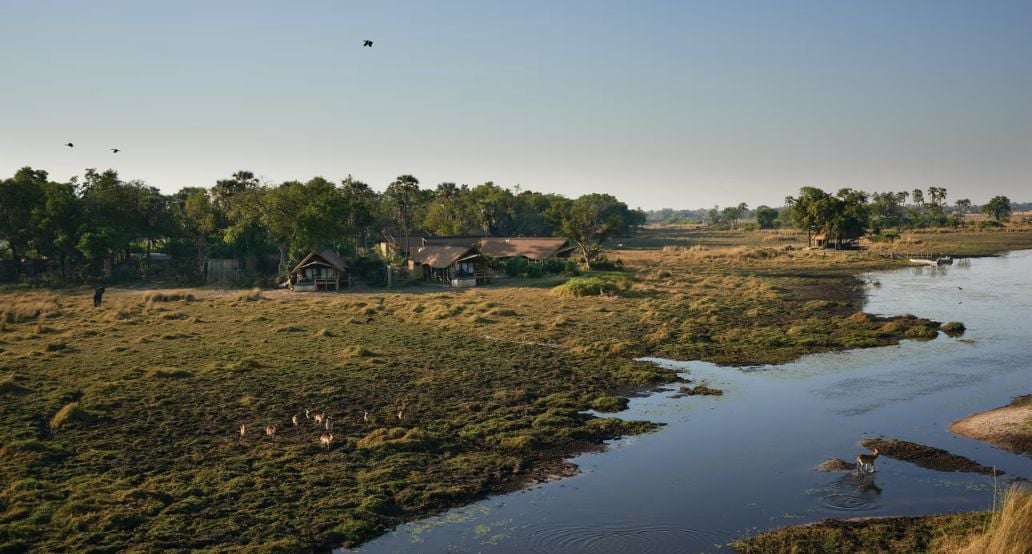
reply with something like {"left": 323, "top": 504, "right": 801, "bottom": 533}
{"left": 950, "top": 395, "right": 1032, "bottom": 458}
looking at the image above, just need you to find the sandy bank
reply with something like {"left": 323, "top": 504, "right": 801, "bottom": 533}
{"left": 950, "top": 395, "right": 1032, "bottom": 458}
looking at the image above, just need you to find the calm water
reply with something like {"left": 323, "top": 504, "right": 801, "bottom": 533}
{"left": 351, "top": 250, "right": 1032, "bottom": 553}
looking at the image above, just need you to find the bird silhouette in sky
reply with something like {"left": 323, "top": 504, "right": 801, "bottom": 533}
{"left": 111, "top": 148, "right": 120, "bottom": 153}
{"left": 65, "top": 142, "right": 74, "bottom": 148}
{"left": 363, "top": 40, "right": 373, "bottom": 47}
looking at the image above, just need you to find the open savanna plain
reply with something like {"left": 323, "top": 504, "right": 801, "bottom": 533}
{"left": 3, "top": 228, "right": 1031, "bottom": 552}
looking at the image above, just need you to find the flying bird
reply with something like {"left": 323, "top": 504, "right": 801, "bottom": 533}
{"left": 363, "top": 40, "right": 373, "bottom": 47}
{"left": 111, "top": 148, "right": 120, "bottom": 153}
{"left": 65, "top": 142, "right": 74, "bottom": 148}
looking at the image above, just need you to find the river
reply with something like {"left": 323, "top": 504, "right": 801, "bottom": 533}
{"left": 351, "top": 250, "right": 1032, "bottom": 553}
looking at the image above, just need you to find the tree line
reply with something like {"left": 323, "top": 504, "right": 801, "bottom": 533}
{"left": 0, "top": 167, "right": 645, "bottom": 284}
{"left": 646, "top": 187, "right": 1016, "bottom": 246}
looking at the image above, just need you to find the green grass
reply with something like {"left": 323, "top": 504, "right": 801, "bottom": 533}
{"left": 0, "top": 230, "right": 1017, "bottom": 551}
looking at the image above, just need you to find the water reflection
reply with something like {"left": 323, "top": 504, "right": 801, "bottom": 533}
{"left": 352, "top": 251, "right": 1032, "bottom": 554}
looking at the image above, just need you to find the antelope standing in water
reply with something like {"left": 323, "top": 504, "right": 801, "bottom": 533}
{"left": 857, "top": 447, "right": 880, "bottom": 473}
{"left": 319, "top": 433, "right": 333, "bottom": 449}
{"left": 265, "top": 425, "right": 277, "bottom": 439}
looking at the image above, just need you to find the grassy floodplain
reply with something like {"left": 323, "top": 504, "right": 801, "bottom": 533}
{"left": 2, "top": 227, "right": 1032, "bottom": 551}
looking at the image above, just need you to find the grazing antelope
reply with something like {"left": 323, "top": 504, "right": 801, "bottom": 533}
{"left": 292, "top": 415, "right": 299, "bottom": 426}
{"left": 265, "top": 425, "right": 277, "bottom": 439}
{"left": 319, "top": 433, "right": 333, "bottom": 449}
{"left": 305, "top": 409, "right": 311, "bottom": 420}
{"left": 313, "top": 412, "right": 325, "bottom": 425}
{"left": 239, "top": 423, "right": 246, "bottom": 439}
{"left": 857, "top": 447, "right": 880, "bottom": 473}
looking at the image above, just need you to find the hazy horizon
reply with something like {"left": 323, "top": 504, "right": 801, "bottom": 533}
{"left": 2, "top": 1, "right": 1030, "bottom": 210}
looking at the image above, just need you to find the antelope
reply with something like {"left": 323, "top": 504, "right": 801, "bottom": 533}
{"left": 265, "top": 425, "right": 277, "bottom": 439}
{"left": 363, "top": 411, "right": 369, "bottom": 423}
{"left": 857, "top": 447, "right": 880, "bottom": 473}
{"left": 325, "top": 417, "right": 332, "bottom": 431}
{"left": 292, "top": 415, "right": 299, "bottom": 426}
{"left": 239, "top": 423, "right": 246, "bottom": 439}
{"left": 305, "top": 409, "right": 311, "bottom": 420}
{"left": 320, "top": 433, "right": 333, "bottom": 449}
{"left": 313, "top": 412, "right": 325, "bottom": 425}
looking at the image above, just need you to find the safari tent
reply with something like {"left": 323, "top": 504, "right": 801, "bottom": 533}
{"left": 290, "top": 248, "right": 350, "bottom": 291}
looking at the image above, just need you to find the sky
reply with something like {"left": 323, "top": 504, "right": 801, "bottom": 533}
{"left": 1, "top": 1, "right": 1030, "bottom": 210}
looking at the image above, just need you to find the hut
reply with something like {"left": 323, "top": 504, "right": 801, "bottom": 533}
{"left": 409, "top": 245, "right": 490, "bottom": 287}
{"left": 477, "top": 237, "right": 575, "bottom": 262}
{"left": 379, "top": 234, "right": 428, "bottom": 259}
{"left": 290, "top": 248, "right": 350, "bottom": 291}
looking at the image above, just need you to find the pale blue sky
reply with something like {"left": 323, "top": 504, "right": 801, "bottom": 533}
{"left": 2, "top": 1, "right": 1030, "bottom": 209}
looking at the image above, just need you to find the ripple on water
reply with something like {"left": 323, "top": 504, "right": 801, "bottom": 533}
{"left": 814, "top": 473, "right": 883, "bottom": 512}
{"left": 529, "top": 525, "right": 725, "bottom": 554}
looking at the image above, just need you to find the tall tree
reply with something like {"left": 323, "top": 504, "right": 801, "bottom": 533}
{"left": 982, "top": 196, "right": 1012, "bottom": 223}
{"left": 0, "top": 167, "right": 46, "bottom": 271}
{"left": 384, "top": 175, "right": 422, "bottom": 258}
{"left": 754, "top": 205, "right": 778, "bottom": 229}
{"left": 554, "top": 193, "right": 634, "bottom": 268}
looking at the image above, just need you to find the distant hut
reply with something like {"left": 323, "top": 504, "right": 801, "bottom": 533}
{"left": 477, "top": 237, "right": 575, "bottom": 262}
{"left": 409, "top": 245, "right": 490, "bottom": 287}
{"left": 811, "top": 233, "right": 831, "bottom": 249}
{"left": 379, "top": 233, "right": 432, "bottom": 259}
{"left": 290, "top": 248, "right": 350, "bottom": 291}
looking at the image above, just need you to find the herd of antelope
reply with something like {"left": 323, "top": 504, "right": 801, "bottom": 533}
{"left": 237, "top": 402, "right": 407, "bottom": 450}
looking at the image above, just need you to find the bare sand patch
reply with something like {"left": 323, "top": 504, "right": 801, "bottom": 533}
{"left": 950, "top": 395, "right": 1032, "bottom": 458}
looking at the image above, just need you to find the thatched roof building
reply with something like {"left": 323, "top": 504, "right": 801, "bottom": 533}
{"left": 477, "top": 237, "right": 575, "bottom": 261}
{"left": 409, "top": 245, "right": 489, "bottom": 287}
{"left": 290, "top": 248, "right": 350, "bottom": 291}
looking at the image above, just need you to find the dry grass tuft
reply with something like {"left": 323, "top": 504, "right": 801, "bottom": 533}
{"left": 235, "top": 288, "right": 266, "bottom": 302}
{"left": 50, "top": 402, "right": 94, "bottom": 431}
{"left": 146, "top": 367, "right": 193, "bottom": 379}
{"left": 3, "top": 298, "right": 61, "bottom": 323}
{"left": 340, "top": 346, "right": 375, "bottom": 358}
{"left": 141, "top": 290, "right": 196, "bottom": 303}
{"left": 936, "top": 486, "right": 1032, "bottom": 554}
{"left": 0, "top": 373, "right": 28, "bottom": 395}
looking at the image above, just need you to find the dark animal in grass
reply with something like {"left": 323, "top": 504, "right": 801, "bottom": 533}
{"left": 363, "top": 40, "right": 373, "bottom": 47}
{"left": 93, "top": 286, "right": 106, "bottom": 307}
